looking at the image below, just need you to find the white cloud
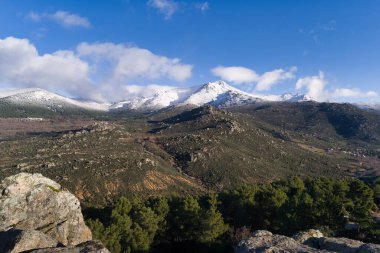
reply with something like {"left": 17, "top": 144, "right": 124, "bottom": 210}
{"left": 27, "top": 10, "right": 90, "bottom": 28}
{"left": 211, "top": 66, "right": 258, "bottom": 84}
{"left": 296, "top": 72, "right": 378, "bottom": 102}
{"left": 77, "top": 42, "right": 193, "bottom": 83}
{"left": 26, "top": 11, "right": 42, "bottom": 22}
{"left": 333, "top": 88, "right": 377, "bottom": 98}
{"left": 148, "top": 0, "right": 178, "bottom": 19}
{"left": 295, "top": 71, "right": 327, "bottom": 101}
{"left": 0, "top": 37, "right": 95, "bottom": 98}
{"left": 256, "top": 67, "right": 297, "bottom": 91}
{"left": 211, "top": 65, "right": 296, "bottom": 91}
{"left": 195, "top": 2, "right": 209, "bottom": 12}
{"left": 50, "top": 11, "right": 91, "bottom": 28}
{"left": 0, "top": 37, "right": 193, "bottom": 102}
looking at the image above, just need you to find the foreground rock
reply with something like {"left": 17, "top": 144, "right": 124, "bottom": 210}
{"left": 0, "top": 229, "right": 58, "bottom": 253}
{"left": 0, "top": 173, "right": 109, "bottom": 253}
{"left": 236, "top": 230, "right": 380, "bottom": 253}
{"left": 27, "top": 241, "right": 110, "bottom": 253}
{"left": 236, "top": 230, "right": 321, "bottom": 253}
{"left": 0, "top": 173, "right": 91, "bottom": 245}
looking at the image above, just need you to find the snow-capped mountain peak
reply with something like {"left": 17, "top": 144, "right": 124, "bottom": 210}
{"left": 181, "top": 81, "right": 261, "bottom": 107}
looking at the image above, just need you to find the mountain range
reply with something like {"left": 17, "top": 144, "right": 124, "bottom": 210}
{"left": 0, "top": 81, "right": 314, "bottom": 113}
{"left": 1, "top": 81, "right": 380, "bottom": 205}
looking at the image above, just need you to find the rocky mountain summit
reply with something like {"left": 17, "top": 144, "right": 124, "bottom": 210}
{"left": 0, "top": 173, "right": 109, "bottom": 253}
{"left": 236, "top": 230, "right": 380, "bottom": 253}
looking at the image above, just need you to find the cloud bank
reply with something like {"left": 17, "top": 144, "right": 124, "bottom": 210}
{"left": 0, "top": 36, "right": 377, "bottom": 103}
{"left": 0, "top": 37, "right": 193, "bottom": 102}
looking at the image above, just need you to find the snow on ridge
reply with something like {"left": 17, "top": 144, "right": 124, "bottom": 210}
{"left": 0, "top": 88, "right": 109, "bottom": 111}
{"left": 260, "top": 93, "right": 312, "bottom": 102}
{"left": 110, "top": 80, "right": 313, "bottom": 111}
{"left": 0, "top": 82, "right": 314, "bottom": 112}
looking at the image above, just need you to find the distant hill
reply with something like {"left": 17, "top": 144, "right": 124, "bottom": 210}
{"left": 0, "top": 88, "right": 108, "bottom": 117}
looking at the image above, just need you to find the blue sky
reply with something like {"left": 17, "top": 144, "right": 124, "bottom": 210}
{"left": 0, "top": 0, "right": 379, "bottom": 102}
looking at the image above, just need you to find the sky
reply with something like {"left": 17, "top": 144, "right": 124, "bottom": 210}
{"left": 0, "top": 0, "right": 379, "bottom": 103}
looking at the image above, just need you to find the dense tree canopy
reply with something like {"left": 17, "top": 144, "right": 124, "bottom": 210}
{"left": 86, "top": 177, "right": 380, "bottom": 253}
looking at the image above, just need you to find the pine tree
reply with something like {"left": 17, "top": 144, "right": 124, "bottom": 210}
{"left": 198, "top": 193, "right": 228, "bottom": 243}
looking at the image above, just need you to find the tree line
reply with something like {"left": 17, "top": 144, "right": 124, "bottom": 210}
{"left": 86, "top": 177, "right": 380, "bottom": 253}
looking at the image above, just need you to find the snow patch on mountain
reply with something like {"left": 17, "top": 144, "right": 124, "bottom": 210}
{"left": 261, "top": 93, "right": 312, "bottom": 102}
{"left": 110, "top": 87, "right": 196, "bottom": 110}
{"left": 0, "top": 88, "right": 109, "bottom": 111}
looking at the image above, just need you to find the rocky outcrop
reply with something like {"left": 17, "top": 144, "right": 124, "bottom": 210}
{"left": 27, "top": 241, "right": 110, "bottom": 253}
{"left": 236, "top": 229, "right": 380, "bottom": 253}
{"left": 0, "top": 173, "right": 109, "bottom": 253}
{"left": 236, "top": 230, "right": 321, "bottom": 253}
{"left": 0, "top": 229, "right": 59, "bottom": 253}
{"left": 0, "top": 173, "right": 92, "bottom": 246}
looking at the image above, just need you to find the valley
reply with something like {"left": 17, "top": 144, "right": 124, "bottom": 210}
{"left": 0, "top": 96, "right": 379, "bottom": 207}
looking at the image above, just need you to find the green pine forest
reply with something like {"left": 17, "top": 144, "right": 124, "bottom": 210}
{"left": 85, "top": 177, "right": 380, "bottom": 253}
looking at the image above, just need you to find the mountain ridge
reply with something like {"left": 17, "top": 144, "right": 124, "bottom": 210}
{"left": 1, "top": 82, "right": 378, "bottom": 114}
{"left": 0, "top": 88, "right": 110, "bottom": 112}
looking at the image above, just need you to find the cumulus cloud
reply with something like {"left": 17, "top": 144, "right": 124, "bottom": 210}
{"left": 256, "top": 67, "right": 297, "bottom": 91}
{"left": 27, "top": 10, "right": 91, "bottom": 28}
{"left": 295, "top": 71, "right": 327, "bottom": 101}
{"left": 0, "top": 37, "right": 193, "bottom": 102}
{"left": 77, "top": 42, "right": 192, "bottom": 83}
{"left": 0, "top": 37, "right": 95, "bottom": 98}
{"left": 211, "top": 65, "right": 296, "bottom": 91}
{"left": 148, "top": 0, "right": 178, "bottom": 19}
{"left": 296, "top": 71, "right": 378, "bottom": 101}
{"left": 211, "top": 66, "right": 258, "bottom": 84}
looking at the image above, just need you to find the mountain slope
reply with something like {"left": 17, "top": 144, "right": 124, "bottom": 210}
{"left": 1, "top": 103, "right": 380, "bottom": 205}
{"left": 0, "top": 88, "right": 109, "bottom": 111}
{"left": 0, "top": 88, "right": 109, "bottom": 117}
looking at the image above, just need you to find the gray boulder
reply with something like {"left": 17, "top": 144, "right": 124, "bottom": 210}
{"left": 318, "top": 237, "right": 364, "bottom": 253}
{"left": 358, "top": 243, "right": 380, "bottom": 253}
{"left": 236, "top": 230, "right": 322, "bottom": 253}
{"left": 236, "top": 230, "right": 380, "bottom": 253}
{"left": 0, "top": 229, "right": 59, "bottom": 253}
{"left": 0, "top": 173, "right": 92, "bottom": 246}
{"left": 293, "top": 229, "right": 324, "bottom": 248}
